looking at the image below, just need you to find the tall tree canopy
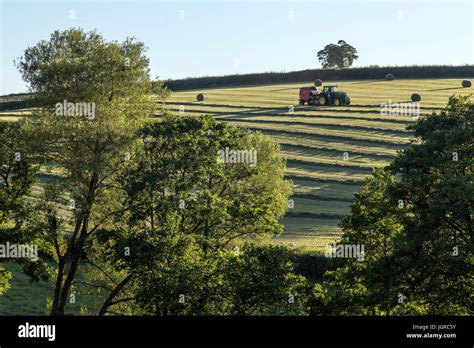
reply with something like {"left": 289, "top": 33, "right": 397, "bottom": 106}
{"left": 86, "top": 115, "right": 304, "bottom": 315}
{"left": 317, "top": 40, "right": 358, "bottom": 69}
{"left": 4, "top": 28, "right": 302, "bottom": 315}
{"left": 15, "top": 28, "right": 162, "bottom": 315}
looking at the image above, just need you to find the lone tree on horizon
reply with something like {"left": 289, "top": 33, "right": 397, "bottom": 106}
{"left": 317, "top": 40, "right": 359, "bottom": 69}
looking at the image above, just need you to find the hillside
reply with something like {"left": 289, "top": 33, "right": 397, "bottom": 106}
{"left": 0, "top": 77, "right": 472, "bottom": 316}
{"left": 161, "top": 78, "right": 473, "bottom": 250}
{"left": 1, "top": 77, "right": 472, "bottom": 251}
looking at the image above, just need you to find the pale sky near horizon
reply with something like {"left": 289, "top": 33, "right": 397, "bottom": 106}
{"left": 1, "top": 0, "right": 473, "bottom": 95}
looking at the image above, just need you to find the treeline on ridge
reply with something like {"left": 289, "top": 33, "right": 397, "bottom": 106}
{"left": 165, "top": 65, "right": 474, "bottom": 91}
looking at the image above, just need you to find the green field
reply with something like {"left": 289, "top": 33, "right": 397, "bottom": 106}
{"left": 160, "top": 78, "right": 472, "bottom": 250}
{"left": 1, "top": 78, "right": 472, "bottom": 252}
{"left": 0, "top": 77, "right": 472, "bottom": 314}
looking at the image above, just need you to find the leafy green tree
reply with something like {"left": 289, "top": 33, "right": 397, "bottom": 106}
{"left": 0, "top": 122, "right": 39, "bottom": 296}
{"left": 220, "top": 244, "right": 309, "bottom": 315}
{"left": 386, "top": 95, "right": 473, "bottom": 314}
{"left": 10, "top": 28, "right": 300, "bottom": 316}
{"left": 89, "top": 115, "right": 295, "bottom": 315}
{"left": 16, "top": 28, "right": 165, "bottom": 315}
{"left": 122, "top": 115, "right": 291, "bottom": 249}
{"left": 0, "top": 266, "right": 11, "bottom": 296}
{"left": 317, "top": 40, "right": 358, "bottom": 69}
{"left": 111, "top": 239, "right": 308, "bottom": 315}
{"left": 0, "top": 122, "right": 37, "bottom": 226}
{"left": 310, "top": 95, "right": 473, "bottom": 315}
{"left": 310, "top": 169, "right": 403, "bottom": 315}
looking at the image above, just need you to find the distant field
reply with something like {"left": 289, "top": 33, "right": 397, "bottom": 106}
{"left": 1, "top": 78, "right": 472, "bottom": 251}
{"left": 161, "top": 78, "right": 473, "bottom": 251}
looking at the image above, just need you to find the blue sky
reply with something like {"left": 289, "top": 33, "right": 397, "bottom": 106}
{"left": 1, "top": 0, "right": 473, "bottom": 94}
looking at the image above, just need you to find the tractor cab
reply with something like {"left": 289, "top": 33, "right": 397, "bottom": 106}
{"left": 317, "top": 85, "right": 350, "bottom": 106}
{"left": 323, "top": 85, "right": 338, "bottom": 94}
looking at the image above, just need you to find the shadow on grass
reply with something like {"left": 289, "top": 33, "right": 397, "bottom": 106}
{"left": 425, "top": 86, "right": 465, "bottom": 91}
{"left": 270, "top": 87, "right": 300, "bottom": 92}
{"left": 350, "top": 79, "right": 387, "bottom": 85}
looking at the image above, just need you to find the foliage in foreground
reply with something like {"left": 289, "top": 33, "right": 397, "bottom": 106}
{"left": 86, "top": 114, "right": 301, "bottom": 315}
{"left": 0, "top": 27, "right": 299, "bottom": 316}
{"left": 311, "top": 95, "right": 474, "bottom": 315}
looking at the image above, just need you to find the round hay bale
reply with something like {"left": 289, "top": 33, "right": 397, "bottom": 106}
{"left": 385, "top": 73, "right": 395, "bottom": 81}
{"left": 196, "top": 93, "right": 208, "bottom": 102}
{"left": 314, "top": 79, "right": 323, "bottom": 87}
{"left": 411, "top": 93, "right": 421, "bottom": 102}
{"left": 462, "top": 80, "right": 471, "bottom": 88}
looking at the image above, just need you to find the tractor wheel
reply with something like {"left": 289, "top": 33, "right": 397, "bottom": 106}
{"left": 345, "top": 96, "right": 351, "bottom": 105}
{"left": 334, "top": 99, "right": 341, "bottom": 106}
{"left": 319, "top": 96, "right": 327, "bottom": 106}
{"left": 299, "top": 99, "right": 304, "bottom": 105}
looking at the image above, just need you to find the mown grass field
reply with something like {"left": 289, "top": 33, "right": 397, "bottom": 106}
{"left": 0, "top": 78, "right": 472, "bottom": 252}
{"left": 0, "top": 77, "right": 472, "bottom": 314}
{"left": 159, "top": 78, "right": 473, "bottom": 250}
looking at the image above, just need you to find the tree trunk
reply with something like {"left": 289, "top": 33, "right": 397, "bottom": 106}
{"left": 50, "top": 259, "right": 65, "bottom": 315}
{"left": 98, "top": 273, "right": 134, "bottom": 316}
{"left": 52, "top": 172, "right": 98, "bottom": 315}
